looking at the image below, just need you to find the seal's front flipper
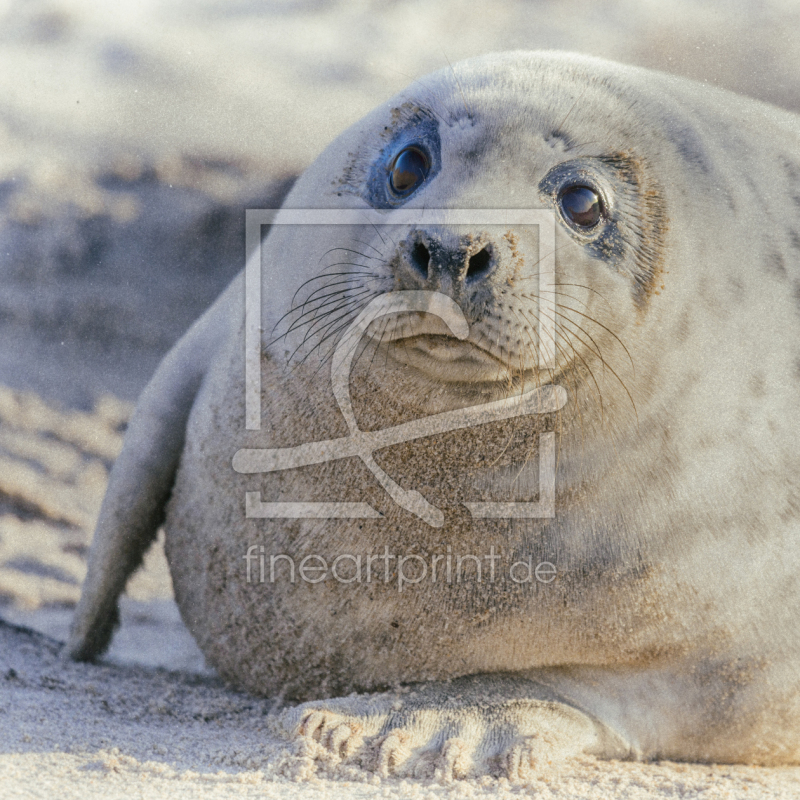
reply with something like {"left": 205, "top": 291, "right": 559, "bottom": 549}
{"left": 275, "top": 674, "right": 632, "bottom": 780}
{"left": 66, "top": 282, "right": 237, "bottom": 662}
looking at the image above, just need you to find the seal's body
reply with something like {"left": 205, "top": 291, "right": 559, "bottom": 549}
{"left": 69, "top": 52, "right": 800, "bottom": 774}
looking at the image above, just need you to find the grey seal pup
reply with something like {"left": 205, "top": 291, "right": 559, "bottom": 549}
{"left": 68, "top": 51, "right": 800, "bottom": 776}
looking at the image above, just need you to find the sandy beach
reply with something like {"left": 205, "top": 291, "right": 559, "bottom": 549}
{"left": 2, "top": 0, "right": 800, "bottom": 796}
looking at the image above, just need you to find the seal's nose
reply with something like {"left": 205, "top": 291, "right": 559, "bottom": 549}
{"left": 400, "top": 230, "right": 495, "bottom": 294}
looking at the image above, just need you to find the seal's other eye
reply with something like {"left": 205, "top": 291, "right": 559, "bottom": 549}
{"left": 389, "top": 146, "right": 430, "bottom": 195}
{"left": 558, "top": 185, "right": 602, "bottom": 229}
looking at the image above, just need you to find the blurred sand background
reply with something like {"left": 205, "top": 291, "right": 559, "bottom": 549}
{"left": 2, "top": 0, "right": 800, "bottom": 796}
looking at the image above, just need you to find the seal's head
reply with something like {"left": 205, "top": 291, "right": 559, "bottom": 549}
{"left": 262, "top": 51, "right": 706, "bottom": 421}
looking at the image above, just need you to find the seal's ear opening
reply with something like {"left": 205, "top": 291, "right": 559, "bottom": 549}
{"left": 65, "top": 280, "right": 236, "bottom": 662}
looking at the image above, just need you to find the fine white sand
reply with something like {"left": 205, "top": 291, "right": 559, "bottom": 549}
{"left": 2, "top": 0, "right": 800, "bottom": 796}
{"left": 4, "top": 617, "right": 800, "bottom": 799}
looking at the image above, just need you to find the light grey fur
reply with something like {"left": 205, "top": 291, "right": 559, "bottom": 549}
{"left": 68, "top": 51, "right": 800, "bottom": 775}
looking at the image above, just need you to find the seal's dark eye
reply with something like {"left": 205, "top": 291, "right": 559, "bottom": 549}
{"left": 558, "top": 185, "right": 602, "bottom": 229}
{"left": 389, "top": 146, "right": 430, "bottom": 195}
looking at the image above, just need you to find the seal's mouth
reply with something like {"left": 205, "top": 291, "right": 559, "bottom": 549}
{"left": 388, "top": 333, "right": 543, "bottom": 385}
{"left": 387, "top": 338, "right": 501, "bottom": 383}
{"left": 363, "top": 312, "right": 531, "bottom": 384}
{"left": 402, "top": 335, "right": 493, "bottom": 363}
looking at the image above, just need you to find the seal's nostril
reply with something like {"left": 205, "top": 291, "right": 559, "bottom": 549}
{"left": 466, "top": 247, "right": 492, "bottom": 282}
{"left": 410, "top": 242, "right": 430, "bottom": 278}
